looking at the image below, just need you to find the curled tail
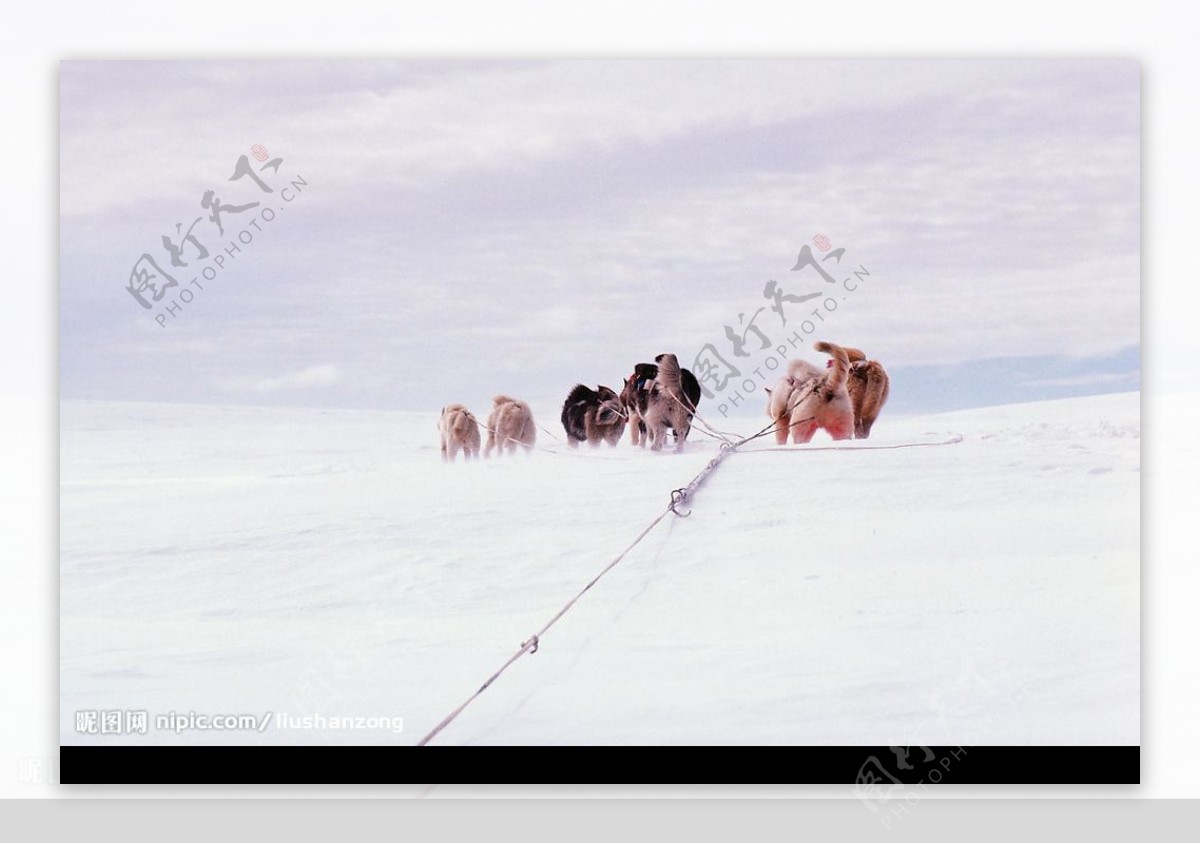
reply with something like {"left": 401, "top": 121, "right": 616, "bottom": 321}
{"left": 654, "top": 353, "right": 683, "bottom": 399}
{"left": 814, "top": 341, "right": 850, "bottom": 391}
{"left": 493, "top": 394, "right": 519, "bottom": 406}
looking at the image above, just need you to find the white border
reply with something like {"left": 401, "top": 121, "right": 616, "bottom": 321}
{"left": 4, "top": 0, "right": 1196, "bottom": 805}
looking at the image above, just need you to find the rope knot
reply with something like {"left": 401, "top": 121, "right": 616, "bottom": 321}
{"left": 669, "top": 488, "right": 693, "bottom": 517}
{"left": 522, "top": 634, "right": 539, "bottom": 654}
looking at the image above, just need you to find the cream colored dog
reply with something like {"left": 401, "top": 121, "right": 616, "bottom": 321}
{"left": 484, "top": 395, "right": 537, "bottom": 457}
{"left": 765, "top": 341, "right": 854, "bottom": 444}
{"left": 438, "top": 404, "right": 481, "bottom": 462}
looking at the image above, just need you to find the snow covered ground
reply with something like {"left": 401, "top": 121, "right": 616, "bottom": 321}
{"left": 60, "top": 392, "right": 1138, "bottom": 746}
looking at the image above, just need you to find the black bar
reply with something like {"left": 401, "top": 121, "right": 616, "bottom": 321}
{"left": 59, "top": 745, "right": 1138, "bottom": 785}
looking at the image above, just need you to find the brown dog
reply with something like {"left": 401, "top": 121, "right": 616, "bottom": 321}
{"left": 484, "top": 395, "right": 537, "bottom": 457}
{"left": 765, "top": 341, "right": 854, "bottom": 444}
{"left": 845, "top": 354, "right": 890, "bottom": 439}
{"left": 641, "top": 354, "right": 694, "bottom": 451}
{"left": 438, "top": 404, "right": 481, "bottom": 462}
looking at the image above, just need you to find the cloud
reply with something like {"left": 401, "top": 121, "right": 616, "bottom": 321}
{"left": 59, "top": 60, "right": 1139, "bottom": 412}
{"left": 58, "top": 60, "right": 1073, "bottom": 218}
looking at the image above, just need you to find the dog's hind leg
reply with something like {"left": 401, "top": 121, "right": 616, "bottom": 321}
{"left": 790, "top": 417, "right": 818, "bottom": 444}
{"left": 773, "top": 416, "right": 789, "bottom": 445}
{"left": 674, "top": 419, "right": 691, "bottom": 452}
{"left": 647, "top": 423, "right": 663, "bottom": 451}
{"left": 522, "top": 416, "right": 537, "bottom": 453}
{"left": 586, "top": 420, "right": 602, "bottom": 448}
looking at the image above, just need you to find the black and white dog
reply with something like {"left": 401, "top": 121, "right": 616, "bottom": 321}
{"left": 560, "top": 384, "right": 626, "bottom": 447}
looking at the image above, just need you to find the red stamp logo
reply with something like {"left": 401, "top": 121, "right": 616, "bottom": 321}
{"left": 251, "top": 144, "right": 269, "bottom": 162}
{"left": 813, "top": 233, "right": 832, "bottom": 252}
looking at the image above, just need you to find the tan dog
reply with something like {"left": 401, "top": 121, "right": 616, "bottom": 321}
{"left": 641, "top": 353, "right": 693, "bottom": 452}
{"left": 765, "top": 341, "right": 854, "bottom": 444}
{"left": 438, "top": 404, "right": 481, "bottom": 462}
{"left": 845, "top": 353, "right": 890, "bottom": 439}
{"left": 484, "top": 395, "right": 537, "bottom": 457}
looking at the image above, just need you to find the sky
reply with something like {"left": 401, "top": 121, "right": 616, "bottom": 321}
{"left": 59, "top": 60, "right": 1140, "bottom": 416}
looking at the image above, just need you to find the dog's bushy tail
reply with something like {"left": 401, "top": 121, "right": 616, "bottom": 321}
{"left": 655, "top": 353, "right": 684, "bottom": 401}
{"left": 814, "top": 341, "right": 850, "bottom": 391}
{"left": 563, "top": 384, "right": 595, "bottom": 408}
{"left": 450, "top": 408, "right": 475, "bottom": 437}
{"left": 493, "top": 394, "right": 519, "bottom": 406}
{"left": 497, "top": 399, "right": 534, "bottom": 446}
{"left": 680, "top": 368, "right": 701, "bottom": 411}
{"left": 561, "top": 384, "right": 594, "bottom": 441}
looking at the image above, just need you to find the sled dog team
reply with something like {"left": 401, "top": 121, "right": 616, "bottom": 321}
{"left": 439, "top": 343, "right": 889, "bottom": 462}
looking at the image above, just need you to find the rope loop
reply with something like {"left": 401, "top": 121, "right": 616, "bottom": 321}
{"left": 669, "top": 488, "right": 693, "bottom": 517}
